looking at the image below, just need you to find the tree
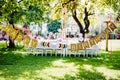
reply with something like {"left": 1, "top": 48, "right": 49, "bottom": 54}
{"left": 101, "top": 0, "right": 120, "bottom": 12}
{"left": 0, "top": 0, "right": 50, "bottom": 48}
{"left": 49, "top": 0, "right": 111, "bottom": 41}
{"left": 47, "top": 20, "right": 61, "bottom": 33}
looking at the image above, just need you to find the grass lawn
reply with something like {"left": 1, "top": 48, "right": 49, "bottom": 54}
{"left": 0, "top": 41, "right": 120, "bottom": 80}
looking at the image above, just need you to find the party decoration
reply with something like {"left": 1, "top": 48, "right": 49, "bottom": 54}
{"left": 59, "top": 43, "right": 67, "bottom": 48}
{"left": 0, "top": 22, "right": 117, "bottom": 49}
{"left": 41, "top": 42, "right": 50, "bottom": 47}
{"left": 3, "top": 25, "right": 13, "bottom": 34}
{"left": 89, "top": 39, "right": 96, "bottom": 47}
{"left": 23, "top": 36, "right": 31, "bottom": 46}
{"left": 9, "top": 29, "right": 18, "bottom": 39}
{"left": 30, "top": 39, "right": 38, "bottom": 48}
{"left": 41, "top": 42, "right": 45, "bottom": 46}
{"left": 99, "top": 31, "right": 106, "bottom": 39}
{"left": 104, "top": 27, "right": 112, "bottom": 34}
{"left": 94, "top": 35, "right": 101, "bottom": 44}
{"left": 15, "top": 33, "right": 24, "bottom": 42}
{"left": 82, "top": 41, "right": 90, "bottom": 49}
{"left": 0, "top": 24, "right": 2, "bottom": 29}
{"left": 71, "top": 44, "right": 77, "bottom": 51}
{"left": 45, "top": 42, "right": 49, "bottom": 47}
{"left": 109, "top": 23, "right": 117, "bottom": 31}
{"left": 77, "top": 43, "right": 84, "bottom": 50}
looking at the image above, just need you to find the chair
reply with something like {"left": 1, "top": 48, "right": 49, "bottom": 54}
{"left": 76, "top": 43, "right": 85, "bottom": 57}
{"left": 69, "top": 43, "right": 77, "bottom": 57}
{"left": 86, "top": 42, "right": 101, "bottom": 57}
{"left": 35, "top": 41, "right": 44, "bottom": 56}
{"left": 55, "top": 43, "right": 65, "bottom": 57}
{"left": 45, "top": 41, "right": 56, "bottom": 56}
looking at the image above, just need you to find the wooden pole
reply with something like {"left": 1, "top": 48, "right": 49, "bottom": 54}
{"left": 104, "top": 21, "right": 109, "bottom": 51}
{"left": 62, "top": 4, "right": 67, "bottom": 40}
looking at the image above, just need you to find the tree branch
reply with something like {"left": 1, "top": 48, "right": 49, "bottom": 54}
{"left": 55, "top": 8, "right": 62, "bottom": 13}
{"left": 88, "top": 12, "right": 94, "bottom": 16}
{"left": 18, "top": 0, "right": 23, "bottom": 3}
{"left": 72, "top": 10, "right": 84, "bottom": 33}
{"left": 62, "top": 0, "right": 74, "bottom": 7}
{"left": 84, "top": 7, "right": 90, "bottom": 33}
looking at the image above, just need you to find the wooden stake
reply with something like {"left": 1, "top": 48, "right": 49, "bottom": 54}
{"left": 104, "top": 21, "right": 109, "bottom": 51}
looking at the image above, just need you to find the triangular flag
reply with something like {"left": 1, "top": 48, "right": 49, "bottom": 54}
{"left": 23, "top": 36, "right": 31, "bottom": 46}
{"left": 77, "top": 43, "right": 83, "bottom": 50}
{"left": 9, "top": 29, "right": 18, "bottom": 39}
{"left": 30, "top": 39, "right": 38, "bottom": 48}
{"left": 70, "top": 44, "right": 77, "bottom": 51}
{"left": 15, "top": 33, "right": 24, "bottom": 42}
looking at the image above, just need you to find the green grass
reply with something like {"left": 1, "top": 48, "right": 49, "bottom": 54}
{"left": 0, "top": 42, "right": 120, "bottom": 80}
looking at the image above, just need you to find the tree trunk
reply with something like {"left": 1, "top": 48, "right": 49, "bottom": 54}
{"left": 8, "top": 20, "right": 15, "bottom": 48}
{"left": 72, "top": 10, "right": 85, "bottom": 41}
{"left": 72, "top": 7, "right": 92, "bottom": 42}
{"left": 82, "top": 32, "right": 85, "bottom": 40}
{"left": 84, "top": 7, "right": 90, "bottom": 33}
{"left": 72, "top": 10, "right": 84, "bottom": 33}
{"left": 8, "top": 36, "right": 15, "bottom": 48}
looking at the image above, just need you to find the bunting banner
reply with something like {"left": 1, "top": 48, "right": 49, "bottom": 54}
{"left": 3, "top": 25, "right": 13, "bottom": 34}
{"left": 99, "top": 31, "right": 106, "bottom": 39}
{"left": 59, "top": 43, "right": 67, "bottom": 48}
{"left": 0, "top": 24, "right": 2, "bottom": 29}
{"left": 77, "top": 43, "right": 84, "bottom": 50}
{"left": 22, "top": 35, "right": 31, "bottom": 46}
{"left": 0, "top": 22, "right": 117, "bottom": 49}
{"left": 41, "top": 42, "right": 50, "bottom": 47}
{"left": 9, "top": 29, "right": 18, "bottom": 40}
{"left": 82, "top": 41, "right": 90, "bottom": 49}
{"left": 70, "top": 44, "right": 77, "bottom": 51}
{"left": 15, "top": 33, "right": 24, "bottom": 42}
{"left": 30, "top": 39, "right": 38, "bottom": 48}
{"left": 89, "top": 38, "right": 96, "bottom": 47}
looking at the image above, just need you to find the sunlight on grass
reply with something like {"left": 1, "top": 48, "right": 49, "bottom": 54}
{"left": 83, "top": 64, "right": 93, "bottom": 72}
{"left": 101, "top": 40, "right": 120, "bottom": 51}
{"left": 0, "top": 41, "right": 120, "bottom": 79}
{"left": 0, "top": 78, "right": 5, "bottom": 80}
{"left": 96, "top": 66, "right": 120, "bottom": 79}
{"left": 34, "top": 60, "right": 79, "bottom": 80}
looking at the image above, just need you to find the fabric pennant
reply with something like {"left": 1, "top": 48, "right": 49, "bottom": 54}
{"left": 3, "top": 25, "right": 13, "bottom": 34}
{"left": 41, "top": 42, "right": 44, "bottom": 46}
{"left": 82, "top": 41, "right": 90, "bottom": 49}
{"left": 70, "top": 44, "right": 77, "bottom": 51}
{"left": 30, "top": 39, "right": 38, "bottom": 48}
{"left": 99, "top": 31, "right": 106, "bottom": 39}
{"left": 61, "top": 44, "right": 64, "bottom": 48}
{"left": 23, "top": 36, "right": 31, "bottom": 46}
{"left": 47, "top": 42, "right": 50, "bottom": 47}
{"left": 15, "top": 33, "right": 24, "bottom": 42}
{"left": 0, "top": 24, "right": 3, "bottom": 29}
{"left": 94, "top": 35, "right": 101, "bottom": 44}
{"left": 9, "top": 29, "right": 18, "bottom": 39}
{"left": 89, "top": 39, "right": 96, "bottom": 47}
{"left": 77, "top": 43, "right": 83, "bottom": 50}
{"left": 104, "top": 27, "right": 112, "bottom": 34}
{"left": 59, "top": 43, "right": 62, "bottom": 48}
{"left": 109, "top": 23, "right": 117, "bottom": 31}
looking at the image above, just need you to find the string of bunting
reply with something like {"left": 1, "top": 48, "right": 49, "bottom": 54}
{"left": 59, "top": 43, "right": 67, "bottom": 48}
{"left": 41, "top": 42, "right": 50, "bottom": 47}
{"left": 0, "top": 23, "right": 117, "bottom": 49}
{"left": 70, "top": 23, "right": 117, "bottom": 51}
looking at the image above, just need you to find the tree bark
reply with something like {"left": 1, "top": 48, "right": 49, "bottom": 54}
{"left": 84, "top": 7, "right": 90, "bottom": 33}
{"left": 63, "top": 1, "right": 93, "bottom": 41}
{"left": 72, "top": 10, "right": 85, "bottom": 39}
{"left": 8, "top": 36, "right": 15, "bottom": 48}
{"left": 8, "top": 20, "right": 15, "bottom": 48}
